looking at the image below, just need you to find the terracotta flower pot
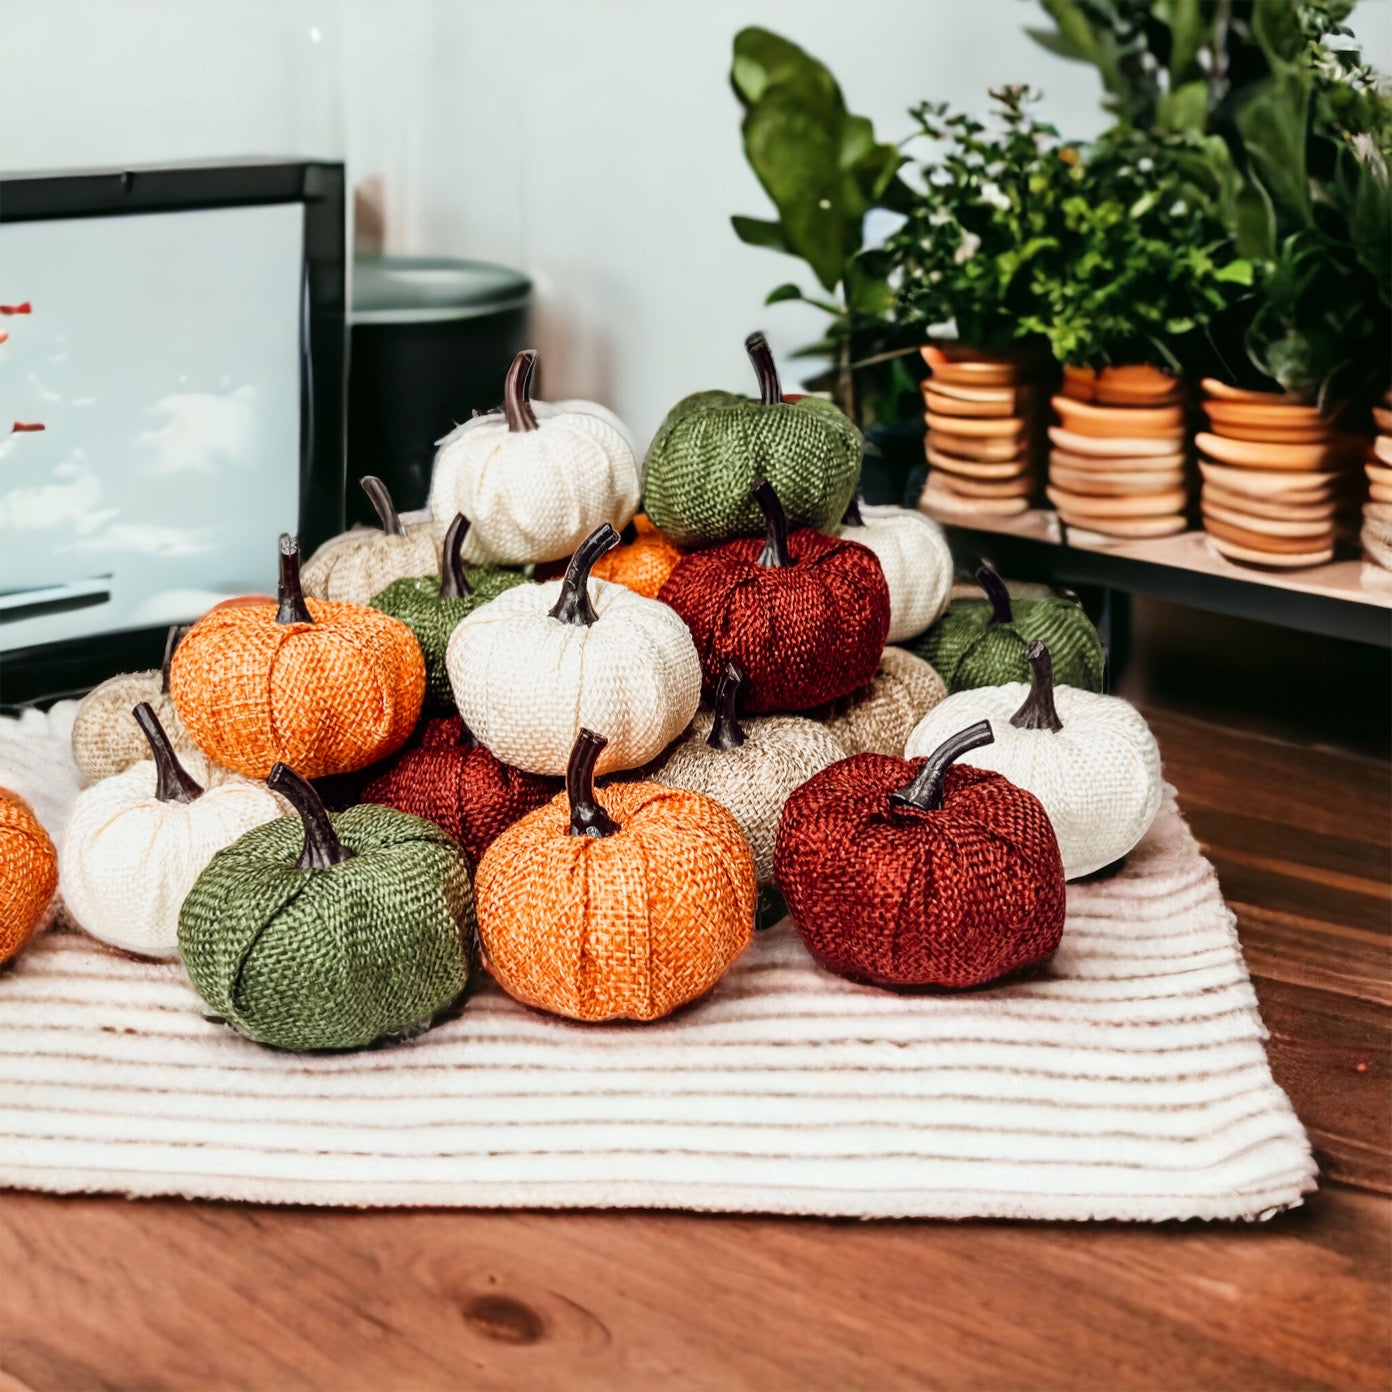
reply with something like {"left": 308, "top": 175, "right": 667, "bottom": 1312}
{"left": 1063, "top": 363, "right": 1182, "bottom": 407}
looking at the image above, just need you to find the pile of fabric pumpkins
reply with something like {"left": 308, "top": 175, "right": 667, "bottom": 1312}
{"left": 0, "top": 334, "right": 1165, "bottom": 1053}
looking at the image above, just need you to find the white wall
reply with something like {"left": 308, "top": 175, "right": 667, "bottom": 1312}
{"left": 4, "top": 0, "right": 1389, "bottom": 447}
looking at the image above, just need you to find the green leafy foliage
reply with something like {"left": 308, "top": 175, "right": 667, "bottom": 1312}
{"left": 886, "top": 87, "right": 1249, "bottom": 367}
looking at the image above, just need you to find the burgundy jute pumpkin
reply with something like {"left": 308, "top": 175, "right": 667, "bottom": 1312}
{"left": 774, "top": 721, "right": 1066, "bottom": 989}
{"left": 361, "top": 715, "right": 561, "bottom": 868}
{"left": 657, "top": 479, "right": 889, "bottom": 714}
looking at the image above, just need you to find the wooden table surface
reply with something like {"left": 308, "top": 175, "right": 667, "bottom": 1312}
{"left": 2, "top": 709, "right": 1388, "bottom": 1392}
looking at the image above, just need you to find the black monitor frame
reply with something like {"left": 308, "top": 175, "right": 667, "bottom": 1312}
{"left": 0, "top": 158, "right": 346, "bottom": 708}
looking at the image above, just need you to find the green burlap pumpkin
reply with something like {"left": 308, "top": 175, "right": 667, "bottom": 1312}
{"left": 642, "top": 332, "right": 861, "bottom": 548}
{"left": 370, "top": 513, "right": 528, "bottom": 710}
{"left": 910, "top": 565, "right": 1105, "bottom": 693}
{"left": 179, "top": 764, "right": 475, "bottom": 1051}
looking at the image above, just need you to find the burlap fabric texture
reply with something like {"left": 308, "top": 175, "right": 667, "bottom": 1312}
{"left": 301, "top": 516, "right": 446, "bottom": 605}
{"left": 838, "top": 504, "right": 954, "bottom": 643}
{"left": 776, "top": 756, "right": 1066, "bottom": 989}
{"left": 180, "top": 803, "right": 474, "bottom": 1052}
{"left": 590, "top": 514, "right": 684, "bottom": 598}
{"left": 476, "top": 782, "right": 755, "bottom": 1022}
{"left": 0, "top": 788, "right": 57, "bottom": 964}
{"left": 816, "top": 647, "right": 947, "bottom": 757}
{"left": 70, "top": 674, "right": 197, "bottom": 787}
{"left": 362, "top": 716, "right": 561, "bottom": 869}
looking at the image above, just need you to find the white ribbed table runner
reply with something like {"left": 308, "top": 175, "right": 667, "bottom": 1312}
{"left": 0, "top": 756, "right": 1315, "bottom": 1219}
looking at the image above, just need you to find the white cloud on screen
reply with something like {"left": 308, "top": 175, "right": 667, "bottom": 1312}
{"left": 64, "top": 522, "right": 215, "bottom": 558}
{"left": 135, "top": 384, "right": 257, "bottom": 476}
{"left": 0, "top": 468, "right": 116, "bottom": 533}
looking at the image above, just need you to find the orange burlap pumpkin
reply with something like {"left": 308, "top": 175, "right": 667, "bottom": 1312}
{"left": 590, "top": 514, "right": 683, "bottom": 599}
{"left": 476, "top": 729, "right": 755, "bottom": 1022}
{"left": 0, "top": 788, "right": 58, "bottom": 963}
{"left": 171, "top": 534, "right": 425, "bottom": 779}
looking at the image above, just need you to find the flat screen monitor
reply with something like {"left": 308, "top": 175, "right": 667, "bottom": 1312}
{"left": 0, "top": 160, "right": 345, "bottom": 706}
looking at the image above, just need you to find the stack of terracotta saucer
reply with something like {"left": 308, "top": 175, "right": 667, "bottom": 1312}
{"left": 918, "top": 344, "right": 1042, "bottom": 519}
{"left": 1044, "top": 365, "right": 1188, "bottom": 539}
{"left": 1196, "top": 379, "right": 1362, "bottom": 570}
{"left": 1364, "top": 391, "right": 1392, "bottom": 569}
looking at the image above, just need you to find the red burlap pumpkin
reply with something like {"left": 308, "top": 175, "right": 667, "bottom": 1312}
{"left": 774, "top": 721, "right": 1066, "bottom": 988}
{"left": 657, "top": 480, "right": 889, "bottom": 714}
{"left": 361, "top": 715, "right": 561, "bottom": 867}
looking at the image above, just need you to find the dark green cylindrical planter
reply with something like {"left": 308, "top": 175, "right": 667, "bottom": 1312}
{"left": 370, "top": 513, "right": 528, "bottom": 710}
{"left": 910, "top": 564, "right": 1105, "bottom": 693}
{"left": 179, "top": 764, "right": 475, "bottom": 1052}
{"left": 643, "top": 332, "right": 861, "bottom": 548}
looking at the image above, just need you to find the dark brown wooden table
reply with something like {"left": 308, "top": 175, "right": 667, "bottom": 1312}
{"left": 3, "top": 709, "right": 1388, "bottom": 1391}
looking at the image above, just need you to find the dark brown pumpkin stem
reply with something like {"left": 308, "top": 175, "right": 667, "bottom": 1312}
{"left": 976, "top": 564, "right": 1013, "bottom": 626}
{"left": 549, "top": 523, "right": 620, "bottom": 626}
{"left": 890, "top": 720, "right": 994, "bottom": 813}
{"left": 267, "top": 762, "right": 354, "bottom": 869}
{"left": 276, "top": 534, "right": 313, "bottom": 625}
{"left": 360, "top": 475, "right": 404, "bottom": 536}
{"left": 159, "top": 623, "right": 189, "bottom": 694}
{"left": 566, "top": 729, "right": 620, "bottom": 838}
{"left": 133, "top": 701, "right": 202, "bottom": 804}
{"left": 503, "top": 349, "right": 540, "bottom": 433}
{"left": 1011, "top": 641, "right": 1064, "bottom": 732}
{"left": 708, "top": 661, "right": 747, "bottom": 750}
{"left": 745, "top": 331, "right": 782, "bottom": 407}
{"left": 841, "top": 494, "right": 865, "bottom": 527}
{"left": 753, "top": 479, "right": 792, "bottom": 568}
{"left": 439, "top": 514, "right": 473, "bottom": 599}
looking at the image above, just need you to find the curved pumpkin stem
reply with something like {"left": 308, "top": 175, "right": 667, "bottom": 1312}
{"left": 549, "top": 523, "right": 620, "bottom": 627}
{"left": 890, "top": 720, "right": 994, "bottom": 813}
{"left": 841, "top": 493, "right": 865, "bottom": 527}
{"left": 267, "top": 762, "right": 354, "bottom": 869}
{"left": 360, "top": 475, "right": 404, "bottom": 536}
{"left": 976, "top": 564, "right": 1013, "bottom": 627}
{"left": 752, "top": 479, "right": 792, "bottom": 569}
{"left": 566, "top": 729, "right": 620, "bottom": 838}
{"left": 160, "top": 623, "right": 189, "bottom": 695}
{"left": 707, "top": 660, "right": 747, "bottom": 751}
{"left": 503, "top": 350, "right": 540, "bottom": 433}
{"left": 133, "top": 701, "right": 202, "bottom": 804}
{"left": 1011, "top": 641, "right": 1064, "bottom": 732}
{"left": 745, "top": 331, "right": 782, "bottom": 407}
{"left": 439, "top": 514, "right": 473, "bottom": 599}
{"left": 276, "top": 534, "right": 313, "bottom": 625}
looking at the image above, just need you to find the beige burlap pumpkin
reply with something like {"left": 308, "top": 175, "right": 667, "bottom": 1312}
{"left": 815, "top": 647, "right": 948, "bottom": 758}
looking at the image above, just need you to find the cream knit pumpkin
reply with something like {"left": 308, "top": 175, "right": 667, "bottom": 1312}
{"left": 837, "top": 499, "right": 954, "bottom": 643}
{"left": 429, "top": 350, "right": 640, "bottom": 565}
{"left": 649, "top": 663, "right": 843, "bottom": 885}
{"left": 60, "top": 706, "right": 286, "bottom": 958}
{"left": 302, "top": 477, "right": 446, "bottom": 605}
{"left": 904, "top": 640, "right": 1162, "bottom": 879}
{"left": 446, "top": 525, "right": 700, "bottom": 778}
{"left": 817, "top": 646, "right": 948, "bottom": 758}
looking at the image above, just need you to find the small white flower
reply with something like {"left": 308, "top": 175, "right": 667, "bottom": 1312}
{"left": 979, "top": 182, "right": 1011, "bottom": 211}
{"left": 1138, "top": 157, "right": 1154, "bottom": 172}
{"left": 1169, "top": 199, "right": 1187, "bottom": 216}
{"left": 954, "top": 230, "right": 982, "bottom": 264}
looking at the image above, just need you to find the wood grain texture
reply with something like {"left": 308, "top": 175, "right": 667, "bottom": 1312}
{"left": 2, "top": 710, "right": 1388, "bottom": 1392}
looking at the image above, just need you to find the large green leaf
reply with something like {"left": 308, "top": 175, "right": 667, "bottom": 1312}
{"left": 730, "top": 28, "right": 834, "bottom": 107}
{"left": 1236, "top": 70, "right": 1313, "bottom": 227}
{"left": 1156, "top": 0, "right": 1209, "bottom": 82}
{"left": 730, "top": 215, "right": 791, "bottom": 252}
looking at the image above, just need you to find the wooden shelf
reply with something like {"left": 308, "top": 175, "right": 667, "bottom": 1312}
{"left": 920, "top": 504, "right": 1392, "bottom": 646}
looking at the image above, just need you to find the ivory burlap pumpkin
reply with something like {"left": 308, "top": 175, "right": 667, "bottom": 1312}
{"left": 170, "top": 534, "right": 425, "bottom": 779}
{"left": 429, "top": 350, "right": 640, "bottom": 565}
{"left": 590, "top": 514, "right": 684, "bottom": 598}
{"left": 649, "top": 661, "right": 843, "bottom": 886}
{"left": 775, "top": 722, "right": 1066, "bottom": 989}
{"left": 905, "top": 640, "right": 1162, "bottom": 878}
{"left": 361, "top": 715, "right": 561, "bottom": 868}
{"left": 813, "top": 646, "right": 947, "bottom": 758}
{"left": 911, "top": 564, "right": 1104, "bottom": 693}
{"left": 643, "top": 332, "right": 861, "bottom": 548}
{"left": 60, "top": 704, "right": 286, "bottom": 959}
{"left": 657, "top": 480, "right": 890, "bottom": 713}
{"left": 370, "top": 513, "right": 528, "bottom": 711}
{"left": 838, "top": 497, "right": 954, "bottom": 643}
{"left": 302, "top": 476, "right": 446, "bottom": 604}
{"left": 179, "top": 763, "right": 475, "bottom": 1051}
{"left": 446, "top": 524, "right": 701, "bottom": 777}
{"left": 0, "top": 787, "right": 58, "bottom": 964}
{"left": 70, "top": 625, "right": 199, "bottom": 786}
{"left": 476, "top": 729, "right": 755, "bottom": 1022}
